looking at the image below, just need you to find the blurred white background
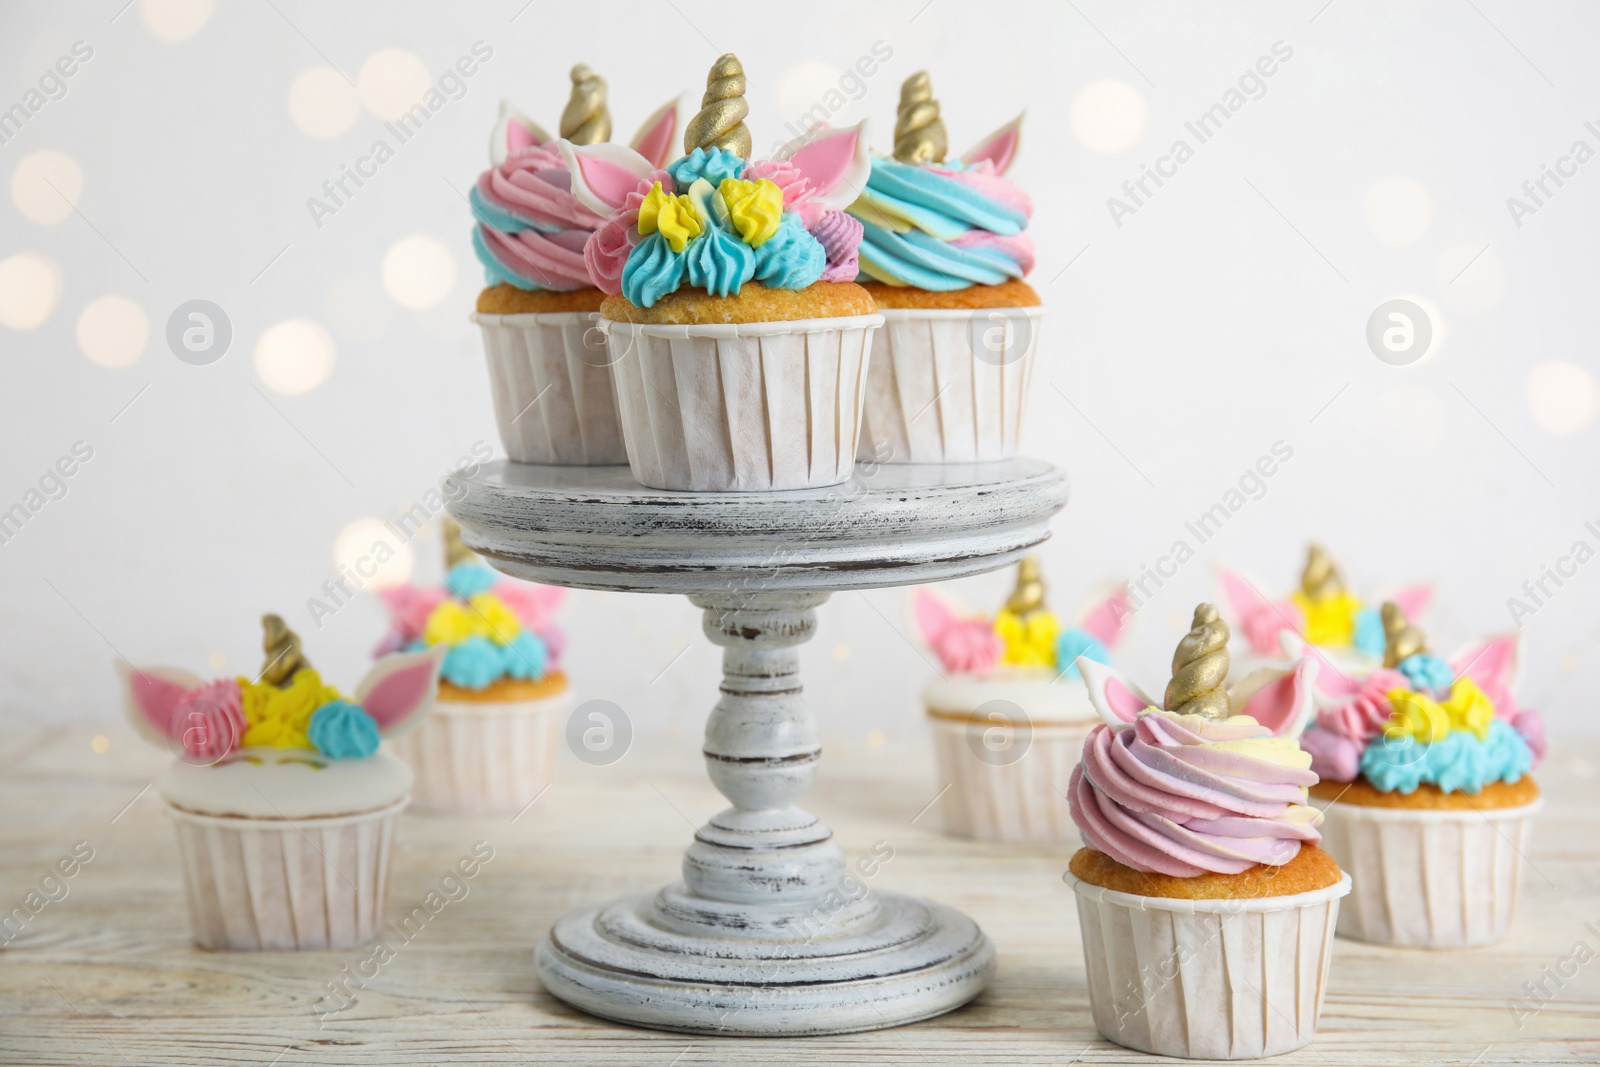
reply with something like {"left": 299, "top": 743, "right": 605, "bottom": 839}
{"left": 3, "top": 0, "right": 1598, "bottom": 760}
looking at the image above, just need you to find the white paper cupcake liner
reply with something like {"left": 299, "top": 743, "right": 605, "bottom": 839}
{"left": 927, "top": 713, "right": 1092, "bottom": 842}
{"left": 1312, "top": 796, "right": 1542, "bottom": 947}
{"left": 385, "top": 693, "right": 567, "bottom": 813}
{"left": 474, "top": 310, "right": 628, "bottom": 465}
{"left": 1065, "top": 870, "right": 1351, "bottom": 1060}
{"left": 166, "top": 798, "right": 405, "bottom": 951}
{"left": 602, "top": 313, "right": 882, "bottom": 491}
{"left": 857, "top": 306, "right": 1046, "bottom": 464}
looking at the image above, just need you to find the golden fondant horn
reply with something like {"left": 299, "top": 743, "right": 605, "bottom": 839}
{"left": 559, "top": 63, "right": 611, "bottom": 145}
{"left": 685, "top": 53, "right": 751, "bottom": 157}
{"left": 259, "top": 613, "right": 311, "bottom": 688}
{"left": 1165, "top": 604, "right": 1231, "bottom": 719}
{"left": 1004, "top": 557, "right": 1046, "bottom": 616}
{"left": 1381, "top": 601, "right": 1428, "bottom": 667}
{"left": 1300, "top": 543, "right": 1343, "bottom": 601}
{"left": 442, "top": 516, "right": 477, "bottom": 569}
{"left": 893, "top": 70, "right": 948, "bottom": 164}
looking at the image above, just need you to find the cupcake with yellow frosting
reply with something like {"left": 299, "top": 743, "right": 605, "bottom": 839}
{"left": 1063, "top": 605, "right": 1348, "bottom": 1060}
{"left": 1302, "top": 604, "right": 1545, "bottom": 947}
{"left": 471, "top": 64, "right": 681, "bottom": 465}
{"left": 115, "top": 616, "right": 442, "bottom": 950}
{"left": 562, "top": 54, "right": 882, "bottom": 490}
{"left": 915, "top": 559, "right": 1132, "bottom": 841}
{"left": 848, "top": 72, "right": 1043, "bottom": 463}
{"left": 376, "top": 519, "right": 569, "bottom": 812}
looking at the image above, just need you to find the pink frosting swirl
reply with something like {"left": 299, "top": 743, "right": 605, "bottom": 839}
{"left": 929, "top": 617, "right": 1003, "bottom": 675}
{"left": 1069, "top": 711, "right": 1322, "bottom": 877}
{"left": 177, "top": 680, "right": 245, "bottom": 762}
{"left": 742, "top": 158, "right": 824, "bottom": 227}
{"left": 479, "top": 144, "right": 606, "bottom": 231}
{"left": 811, "top": 210, "right": 863, "bottom": 282}
{"left": 1301, "top": 668, "right": 1405, "bottom": 781}
{"left": 475, "top": 144, "right": 610, "bottom": 292}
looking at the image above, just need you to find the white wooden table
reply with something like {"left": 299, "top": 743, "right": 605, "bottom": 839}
{"left": 3, "top": 724, "right": 1597, "bottom": 1064}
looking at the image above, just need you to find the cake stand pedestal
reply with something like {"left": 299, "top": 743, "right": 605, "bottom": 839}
{"left": 449, "top": 457, "right": 1068, "bottom": 1036}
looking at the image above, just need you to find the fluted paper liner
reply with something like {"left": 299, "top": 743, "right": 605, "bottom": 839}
{"left": 166, "top": 799, "right": 404, "bottom": 951}
{"left": 1313, "top": 797, "right": 1541, "bottom": 947}
{"left": 602, "top": 314, "right": 882, "bottom": 491}
{"left": 475, "top": 310, "right": 628, "bottom": 465}
{"left": 858, "top": 306, "right": 1046, "bottom": 464}
{"left": 1064, "top": 871, "right": 1351, "bottom": 1060}
{"left": 386, "top": 694, "right": 567, "bottom": 813}
{"left": 927, "top": 714, "right": 1092, "bottom": 842}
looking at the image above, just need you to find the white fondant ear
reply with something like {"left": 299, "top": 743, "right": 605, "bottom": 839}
{"left": 115, "top": 661, "right": 205, "bottom": 746}
{"left": 355, "top": 646, "right": 444, "bottom": 739}
{"left": 630, "top": 95, "right": 684, "bottom": 169}
{"left": 961, "top": 112, "right": 1023, "bottom": 174}
{"left": 1077, "top": 659, "right": 1156, "bottom": 729}
{"left": 559, "top": 139, "right": 655, "bottom": 215}
{"left": 1230, "top": 658, "right": 1319, "bottom": 737}
{"left": 490, "top": 100, "right": 551, "bottom": 166}
{"left": 1276, "top": 629, "right": 1307, "bottom": 659}
{"left": 774, "top": 119, "right": 871, "bottom": 211}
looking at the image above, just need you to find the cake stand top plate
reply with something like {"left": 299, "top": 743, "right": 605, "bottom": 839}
{"left": 450, "top": 458, "right": 1069, "bottom": 595}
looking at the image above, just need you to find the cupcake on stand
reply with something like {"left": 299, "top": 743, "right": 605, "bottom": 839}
{"left": 914, "top": 558, "right": 1131, "bottom": 842}
{"left": 849, "top": 71, "right": 1042, "bottom": 463}
{"left": 1301, "top": 603, "right": 1546, "bottom": 947}
{"left": 377, "top": 519, "right": 569, "bottom": 812}
{"left": 1221, "top": 543, "right": 1432, "bottom": 704}
{"left": 471, "top": 64, "right": 681, "bottom": 465}
{"left": 115, "top": 615, "right": 442, "bottom": 950}
{"left": 1063, "top": 604, "right": 1348, "bottom": 1060}
{"left": 560, "top": 53, "right": 880, "bottom": 491}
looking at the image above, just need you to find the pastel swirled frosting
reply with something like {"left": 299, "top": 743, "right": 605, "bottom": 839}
{"left": 849, "top": 157, "right": 1034, "bottom": 291}
{"left": 1068, "top": 710, "right": 1322, "bottom": 877}
{"left": 472, "top": 143, "right": 606, "bottom": 291}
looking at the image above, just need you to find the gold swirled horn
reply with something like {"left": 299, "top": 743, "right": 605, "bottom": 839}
{"left": 442, "top": 516, "right": 477, "bottom": 569}
{"left": 1300, "top": 543, "right": 1343, "bottom": 601}
{"left": 260, "top": 613, "right": 311, "bottom": 688}
{"left": 685, "top": 53, "right": 751, "bottom": 157}
{"left": 893, "top": 70, "right": 948, "bottom": 164}
{"left": 1380, "top": 601, "right": 1428, "bottom": 668}
{"left": 1004, "top": 557, "right": 1046, "bottom": 616}
{"left": 1165, "top": 604, "right": 1232, "bottom": 719}
{"left": 559, "top": 63, "right": 611, "bottom": 145}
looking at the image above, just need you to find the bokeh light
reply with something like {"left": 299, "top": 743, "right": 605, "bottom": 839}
{"left": 334, "top": 517, "right": 416, "bottom": 591}
{"left": 288, "top": 66, "right": 362, "bottom": 140}
{"left": 254, "top": 318, "right": 337, "bottom": 395}
{"left": 76, "top": 295, "right": 150, "bottom": 368}
{"left": 1526, "top": 361, "right": 1598, "bottom": 435}
{"left": 0, "top": 253, "right": 62, "bottom": 330}
{"left": 11, "top": 150, "right": 82, "bottom": 225}
{"left": 140, "top": 0, "right": 215, "bottom": 43}
{"left": 1069, "top": 80, "right": 1148, "bottom": 155}
{"left": 358, "top": 49, "right": 431, "bottom": 123}
{"left": 382, "top": 235, "right": 456, "bottom": 310}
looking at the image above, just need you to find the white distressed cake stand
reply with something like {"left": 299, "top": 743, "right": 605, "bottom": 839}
{"left": 449, "top": 457, "right": 1068, "bottom": 1037}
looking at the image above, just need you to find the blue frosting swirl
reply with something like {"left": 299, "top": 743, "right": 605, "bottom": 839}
{"left": 499, "top": 631, "right": 548, "bottom": 681}
{"left": 751, "top": 213, "right": 827, "bottom": 290}
{"left": 446, "top": 563, "right": 499, "bottom": 599}
{"left": 1359, "top": 720, "right": 1533, "bottom": 794}
{"left": 685, "top": 224, "right": 756, "bottom": 297}
{"left": 1398, "top": 653, "right": 1454, "bottom": 693}
{"left": 1352, "top": 607, "right": 1386, "bottom": 659}
{"left": 308, "top": 700, "right": 381, "bottom": 760}
{"left": 621, "top": 231, "right": 687, "bottom": 308}
{"left": 1055, "top": 627, "right": 1111, "bottom": 681}
{"left": 440, "top": 633, "right": 548, "bottom": 690}
{"left": 668, "top": 148, "right": 745, "bottom": 189}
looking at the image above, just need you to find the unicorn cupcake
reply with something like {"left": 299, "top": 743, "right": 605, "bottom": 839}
{"left": 116, "top": 616, "right": 442, "bottom": 950}
{"left": 1220, "top": 543, "right": 1432, "bottom": 704}
{"left": 1063, "top": 604, "right": 1348, "bottom": 1060}
{"left": 849, "top": 71, "right": 1042, "bottom": 463}
{"left": 470, "top": 64, "right": 681, "bottom": 465}
{"left": 376, "top": 519, "right": 568, "bottom": 812}
{"left": 914, "top": 558, "right": 1131, "bottom": 841}
{"left": 1302, "top": 604, "right": 1545, "bottom": 947}
{"left": 560, "top": 53, "right": 880, "bottom": 491}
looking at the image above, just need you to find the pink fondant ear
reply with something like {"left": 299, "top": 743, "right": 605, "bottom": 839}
{"left": 558, "top": 139, "right": 656, "bottom": 215}
{"left": 960, "top": 112, "right": 1023, "bottom": 175}
{"left": 774, "top": 119, "right": 872, "bottom": 211}
{"left": 489, "top": 100, "right": 551, "bottom": 166}
{"left": 1390, "top": 583, "right": 1433, "bottom": 621}
{"left": 115, "top": 661, "right": 205, "bottom": 746}
{"left": 354, "top": 646, "right": 444, "bottom": 739}
{"left": 1452, "top": 634, "right": 1520, "bottom": 694}
{"left": 912, "top": 587, "right": 958, "bottom": 645}
{"left": 1080, "top": 588, "right": 1132, "bottom": 649}
{"left": 1231, "top": 658, "right": 1319, "bottom": 737}
{"left": 630, "top": 96, "right": 683, "bottom": 168}
{"left": 1078, "top": 659, "right": 1156, "bottom": 729}
{"left": 1219, "top": 567, "right": 1268, "bottom": 622}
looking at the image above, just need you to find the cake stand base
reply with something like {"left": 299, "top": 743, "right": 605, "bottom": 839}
{"left": 536, "top": 888, "right": 994, "bottom": 1036}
